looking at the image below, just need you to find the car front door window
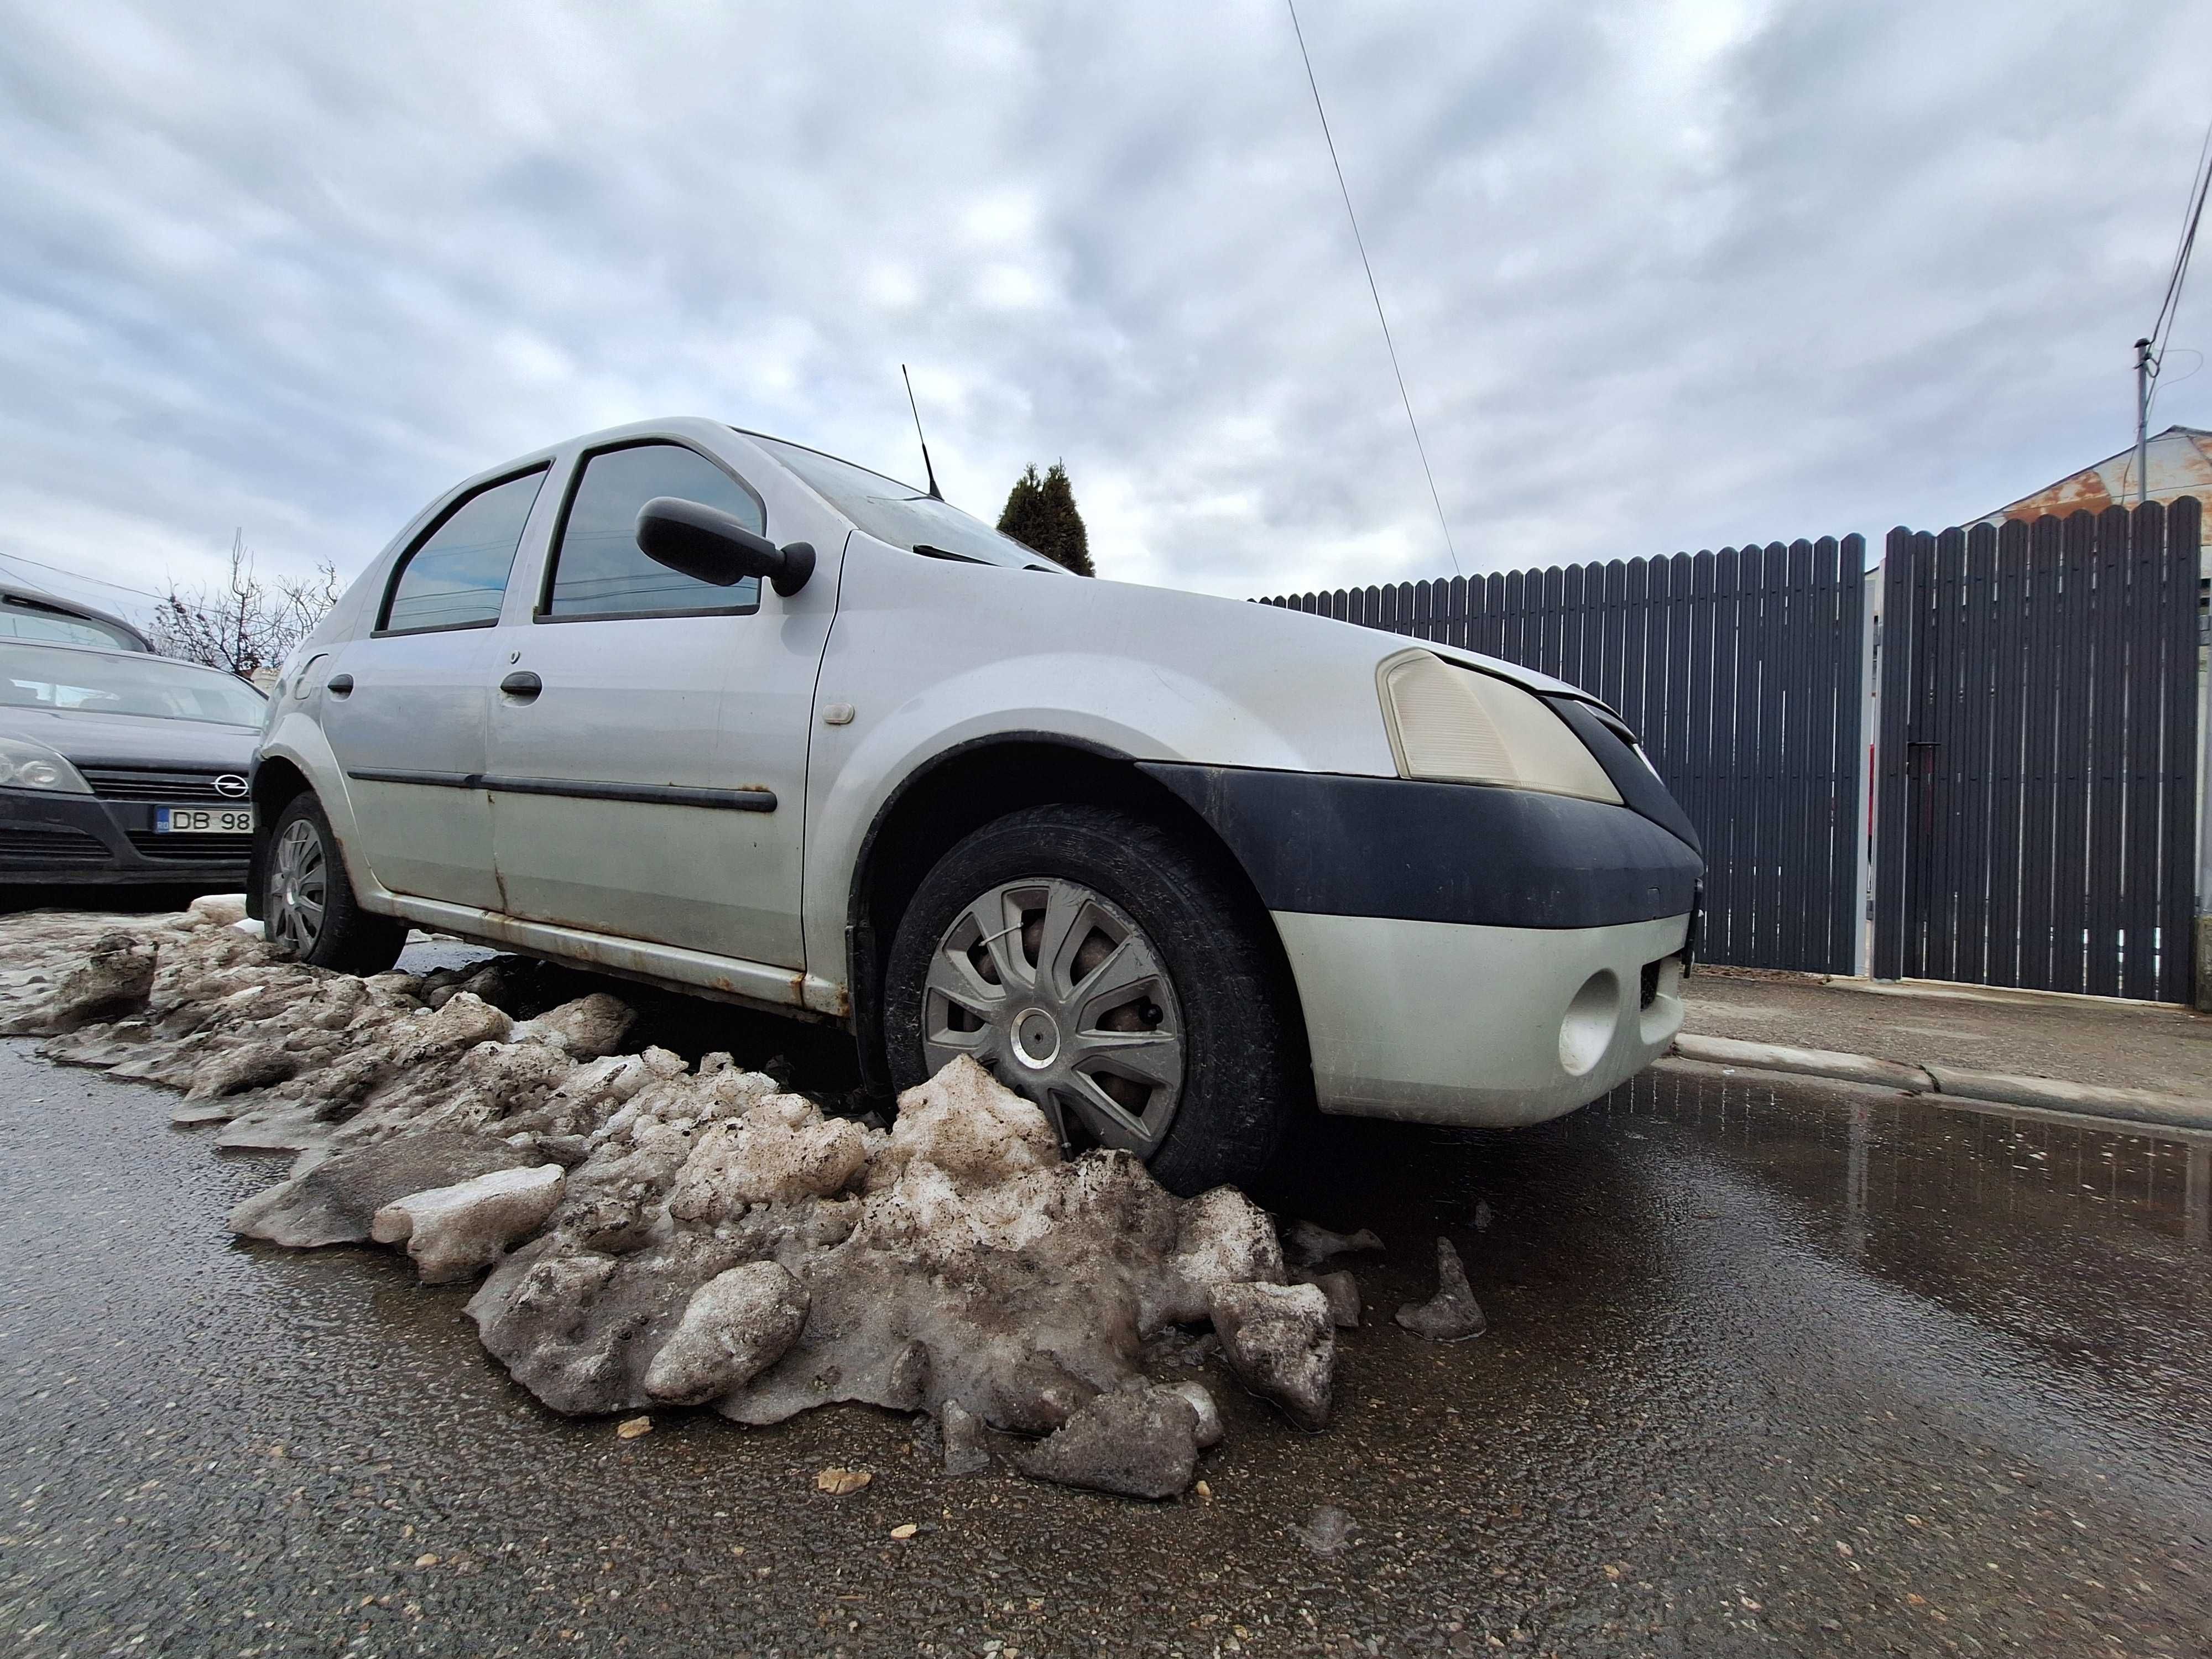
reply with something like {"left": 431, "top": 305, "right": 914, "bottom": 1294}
{"left": 544, "top": 444, "right": 763, "bottom": 620}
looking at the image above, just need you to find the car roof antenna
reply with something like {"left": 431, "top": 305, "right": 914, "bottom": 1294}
{"left": 901, "top": 364, "right": 944, "bottom": 501}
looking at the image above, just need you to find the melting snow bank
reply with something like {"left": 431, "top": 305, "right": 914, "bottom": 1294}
{"left": 0, "top": 900, "right": 1464, "bottom": 1503}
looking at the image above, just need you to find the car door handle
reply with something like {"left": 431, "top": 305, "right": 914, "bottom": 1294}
{"left": 499, "top": 670, "right": 542, "bottom": 701}
{"left": 325, "top": 673, "right": 353, "bottom": 697}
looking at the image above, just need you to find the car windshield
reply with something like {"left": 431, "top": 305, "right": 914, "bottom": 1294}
{"left": 744, "top": 433, "right": 1064, "bottom": 571}
{"left": 0, "top": 644, "right": 267, "bottom": 726}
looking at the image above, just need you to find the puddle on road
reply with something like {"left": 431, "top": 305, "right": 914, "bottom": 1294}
{"left": 1263, "top": 1060, "right": 2212, "bottom": 1522}
{"left": 1274, "top": 1062, "right": 2210, "bottom": 1256}
{"left": 1267, "top": 1061, "right": 2212, "bottom": 1432}
{"left": 1602, "top": 1064, "right": 2212, "bottom": 1255}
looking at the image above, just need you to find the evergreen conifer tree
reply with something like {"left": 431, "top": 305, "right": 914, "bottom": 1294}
{"left": 997, "top": 465, "right": 1047, "bottom": 556}
{"left": 997, "top": 461, "right": 1095, "bottom": 576}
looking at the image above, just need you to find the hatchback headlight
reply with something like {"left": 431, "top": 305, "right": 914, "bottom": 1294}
{"left": 0, "top": 734, "right": 91, "bottom": 793}
{"left": 1376, "top": 650, "right": 1621, "bottom": 803}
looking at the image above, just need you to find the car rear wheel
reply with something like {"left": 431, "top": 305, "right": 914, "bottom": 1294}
{"left": 264, "top": 794, "right": 408, "bottom": 974}
{"left": 883, "top": 803, "right": 1304, "bottom": 1195}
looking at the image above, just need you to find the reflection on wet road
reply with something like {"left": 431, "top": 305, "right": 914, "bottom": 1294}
{"left": 3, "top": 1043, "right": 2206, "bottom": 1657}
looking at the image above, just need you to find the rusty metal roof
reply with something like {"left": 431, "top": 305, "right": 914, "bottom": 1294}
{"left": 1980, "top": 425, "right": 2212, "bottom": 524}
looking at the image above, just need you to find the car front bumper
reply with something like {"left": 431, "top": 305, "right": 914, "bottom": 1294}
{"left": 0, "top": 786, "right": 252, "bottom": 885}
{"left": 1136, "top": 761, "right": 1704, "bottom": 1128}
{"left": 1274, "top": 909, "right": 1691, "bottom": 1125}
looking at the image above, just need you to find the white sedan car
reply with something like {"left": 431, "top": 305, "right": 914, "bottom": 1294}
{"left": 253, "top": 419, "right": 1701, "bottom": 1192}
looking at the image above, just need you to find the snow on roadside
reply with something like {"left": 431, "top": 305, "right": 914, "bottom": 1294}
{"left": 0, "top": 900, "right": 1353, "bottom": 1500}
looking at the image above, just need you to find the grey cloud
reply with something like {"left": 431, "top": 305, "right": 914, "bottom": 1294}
{"left": 0, "top": 0, "right": 2206, "bottom": 626}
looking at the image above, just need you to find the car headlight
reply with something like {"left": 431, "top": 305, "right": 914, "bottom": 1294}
{"left": 0, "top": 734, "right": 91, "bottom": 794}
{"left": 1376, "top": 649, "right": 1621, "bottom": 803}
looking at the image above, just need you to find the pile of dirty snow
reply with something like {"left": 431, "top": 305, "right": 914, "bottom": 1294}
{"left": 0, "top": 899, "right": 1478, "bottom": 1501}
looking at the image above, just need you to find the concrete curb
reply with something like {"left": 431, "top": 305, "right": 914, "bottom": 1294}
{"left": 1919, "top": 1065, "right": 2212, "bottom": 1132}
{"left": 1667, "top": 1032, "right": 2212, "bottom": 1134}
{"left": 1671, "top": 1033, "right": 1934, "bottom": 1093}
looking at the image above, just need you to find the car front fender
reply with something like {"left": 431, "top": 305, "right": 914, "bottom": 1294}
{"left": 254, "top": 708, "right": 399, "bottom": 915}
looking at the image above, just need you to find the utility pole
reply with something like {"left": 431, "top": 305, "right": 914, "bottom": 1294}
{"left": 2135, "top": 337, "right": 2154, "bottom": 505}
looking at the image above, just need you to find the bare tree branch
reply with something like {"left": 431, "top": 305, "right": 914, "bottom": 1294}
{"left": 148, "top": 531, "right": 341, "bottom": 681}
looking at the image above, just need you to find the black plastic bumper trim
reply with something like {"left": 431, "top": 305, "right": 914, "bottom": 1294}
{"left": 1138, "top": 763, "right": 1703, "bottom": 930}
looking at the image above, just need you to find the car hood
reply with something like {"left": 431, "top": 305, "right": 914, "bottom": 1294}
{"left": 0, "top": 707, "right": 262, "bottom": 771}
{"left": 832, "top": 538, "right": 1639, "bottom": 785}
{"left": 1184, "top": 588, "right": 1602, "bottom": 707}
{"left": 1211, "top": 589, "right": 1606, "bottom": 709}
{"left": 1417, "top": 639, "right": 1592, "bottom": 704}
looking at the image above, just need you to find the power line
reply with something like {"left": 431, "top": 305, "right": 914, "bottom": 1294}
{"left": 1285, "top": 0, "right": 1460, "bottom": 578}
{"left": 2145, "top": 116, "right": 2212, "bottom": 432}
{"left": 0, "top": 549, "right": 165, "bottom": 602}
{"left": 2152, "top": 116, "right": 2212, "bottom": 356}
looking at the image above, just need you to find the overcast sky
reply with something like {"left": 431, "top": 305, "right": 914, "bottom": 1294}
{"left": 3, "top": 0, "right": 2209, "bottom": 620}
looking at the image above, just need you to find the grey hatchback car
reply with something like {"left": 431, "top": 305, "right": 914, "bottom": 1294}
{"left": 0, "top": 640, "right": 267, "bottom": 885}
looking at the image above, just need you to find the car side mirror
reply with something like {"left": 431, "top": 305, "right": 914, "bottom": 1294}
{"left": 634, "top": 497, "right": 816, "bottom": 597}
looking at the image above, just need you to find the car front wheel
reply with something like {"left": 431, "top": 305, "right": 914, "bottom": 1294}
{"left": 883, "top": 802, "right": 1304, "bottom": 1196}
{"left": 264, "top": 794, "right": 408, "bottom": 974}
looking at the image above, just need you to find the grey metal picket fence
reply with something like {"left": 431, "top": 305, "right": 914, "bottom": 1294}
{"left": 1872, "top": 500, "right": 2201, "bottom": 1000}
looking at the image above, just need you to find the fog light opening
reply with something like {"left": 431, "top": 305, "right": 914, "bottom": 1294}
{"left": 1640, "top": 953, "right": 1684, "bottom": 1011}
{"left": 1558, "top": 971, "right": 1620, "bottom": 1077}
{"left": 1637, "top": 954, "right": 1687, "bottom": 1045}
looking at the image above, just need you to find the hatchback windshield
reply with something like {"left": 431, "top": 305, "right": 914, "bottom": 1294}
{"left": 745, "top": 433, "right": 1063, "bottom": 571}
{"left": 0, "top": 644, "right": 267, "bottom": 726}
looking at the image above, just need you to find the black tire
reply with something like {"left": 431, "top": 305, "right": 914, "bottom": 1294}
{"left": 883, "top": 803, "right": 1305, "bottom": 1195}
{"left": 263, "top": 793, "right": 408, "bottom": 974}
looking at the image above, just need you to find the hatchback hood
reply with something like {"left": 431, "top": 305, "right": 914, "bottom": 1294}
{"left": 0, "top": 707, "right": 261, "bottom": 771}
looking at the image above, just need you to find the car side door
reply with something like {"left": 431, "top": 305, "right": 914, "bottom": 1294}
{"left": 482, "top": 436, "right": 833, "bottom": 970}
{"left": 316, "top": 465, "right": 550, "bottom": 910}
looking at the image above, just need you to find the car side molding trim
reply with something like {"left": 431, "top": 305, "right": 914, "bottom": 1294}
{"left": 346, "top": 767, "right": 476, "bottom": 789}
{"left": 479, "top": 775, "right": 777, "bottom": 811}
{"left": 346, "top": 769, "right": 775, "bottom": 812}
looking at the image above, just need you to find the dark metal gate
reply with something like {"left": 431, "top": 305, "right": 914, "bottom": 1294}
{"left": 1260, "top": 535, "right": 1867, "bottom": 974}
{"left": 1872, "top": 500, "right": 2201, "bottom": 1000}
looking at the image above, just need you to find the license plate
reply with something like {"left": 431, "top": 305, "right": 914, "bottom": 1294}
{"left": 156, "top": 806, "right": 254, "bottom": 834}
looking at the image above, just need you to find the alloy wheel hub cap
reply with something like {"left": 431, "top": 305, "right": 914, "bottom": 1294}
{"left": 920, "top": 875, "right": 1185, "bottom": 1159}
{"left": 270, "top": 818, "right": 327, "bottom": 957}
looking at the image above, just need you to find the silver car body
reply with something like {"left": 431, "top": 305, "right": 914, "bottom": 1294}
{"left": 259, "top": 418, "right": 1697, "bottom": 1127}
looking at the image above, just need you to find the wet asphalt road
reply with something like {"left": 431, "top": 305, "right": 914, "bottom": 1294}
{"left": 4, "top": 1027, "right": 2210, "bottom": 1657}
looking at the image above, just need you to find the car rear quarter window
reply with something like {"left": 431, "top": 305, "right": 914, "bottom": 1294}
{"left": 543, "top": 443, "right": 764, "bottom": 620}
{"left": 380, "top": 467, "right": 549, "bottom": 634}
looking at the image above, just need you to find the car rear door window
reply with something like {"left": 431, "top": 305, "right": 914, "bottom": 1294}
{"left": 381, "top": 468, "right": 547, "bottom": 634}
{"left": 542, "top": 443, "right": 764, "bottom": 620}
